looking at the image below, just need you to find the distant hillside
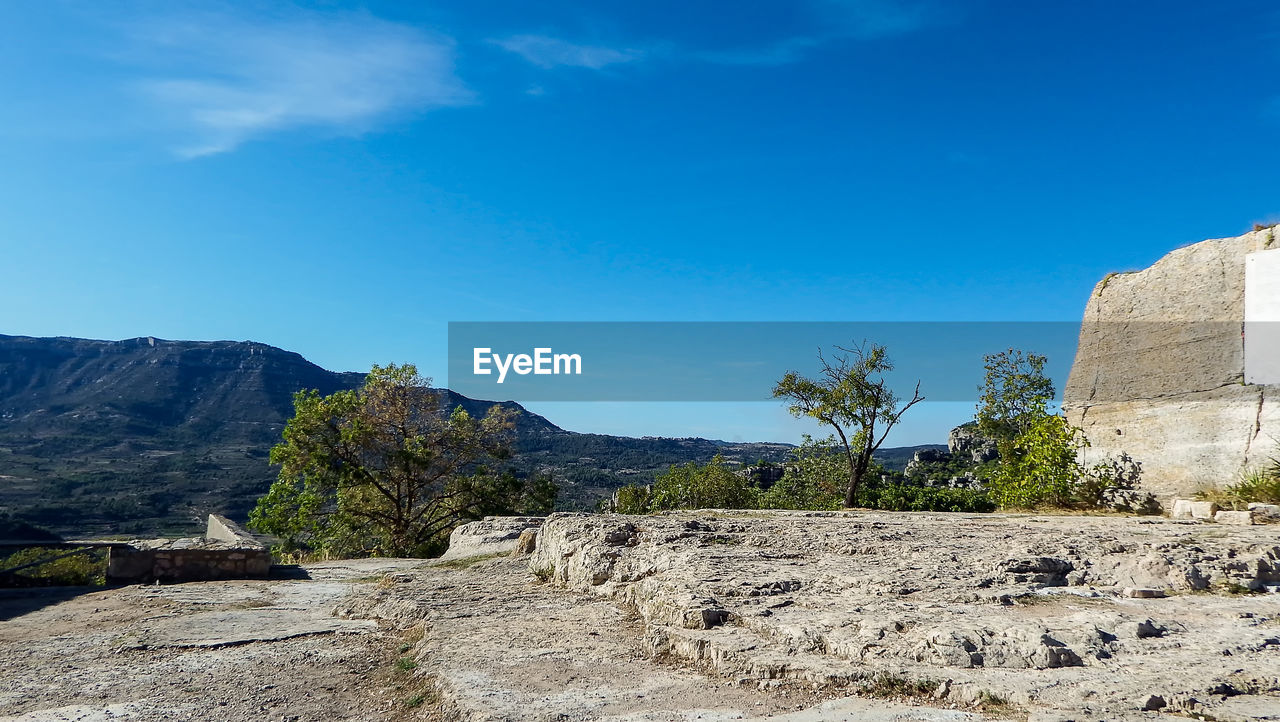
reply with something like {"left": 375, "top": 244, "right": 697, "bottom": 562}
{"left": 0, "top": 334, "right": 937, "bottom": 537}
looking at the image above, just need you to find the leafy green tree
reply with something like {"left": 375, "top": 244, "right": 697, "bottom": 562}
{"left": 647, "top": 455, "right": 757, "bottom": 511}
{"left": 758, "top": 435, "right": 843, "bottom": 510}
{"left": 773, "top": 342, "right": 924, "bottom": 508}
{"left": 986, "top": 413, "right": 1086, "bottom": 508}
{"left": 976, "top": 349, "right": 1055, "bottom": 443}
{"left": 250, "top": 364, "right": 553, "bottom": 557}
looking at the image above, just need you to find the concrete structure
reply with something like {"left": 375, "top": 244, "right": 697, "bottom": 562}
{"left": 106, "top": 515, "right": 271, "bottom": 584}
{"left": 1063, "top": 227, "right": 1280, "bottom": 499}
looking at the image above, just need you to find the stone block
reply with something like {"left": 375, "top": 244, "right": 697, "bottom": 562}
{"left": 205, "top": 514, "right": 266, "bottom": 549}
{"left": 1214, "top": 510, "right": 1255, "bottom": 525}
{"left": 1189, "top": 501, "right": 1218, "bottom": 519}
{"left": 1169, "top": 499, "right": 1219, "bottom": 519}
{"left": 1122, "top": 587, "right": 1167, "bottom": 599}
{"left": 1171, "top": 499, "right": 1195, "bottom": 519}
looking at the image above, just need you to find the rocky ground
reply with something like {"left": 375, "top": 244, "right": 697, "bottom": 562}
{"left": 4, "top": 511, "right": 1279, "bottom": 721}
{"left": 527, "top": 511, "right": 1280, "bottom": 721}
{"left": 0, "top": 559, "right": 425, "bottom": 721}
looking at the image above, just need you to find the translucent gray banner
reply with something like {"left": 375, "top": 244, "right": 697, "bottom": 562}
{"left": 448, "top": 322, "right": 1071, "bottom": 402}
{"left": 447, "top": 321, "right": 1270, "bottom": 402}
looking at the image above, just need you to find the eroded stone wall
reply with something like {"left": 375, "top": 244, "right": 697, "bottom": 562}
{"left": 106, "top": 515, "right": 271, "bottom": 584}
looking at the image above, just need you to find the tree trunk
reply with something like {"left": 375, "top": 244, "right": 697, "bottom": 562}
{"left": 845, "top": 451, "right": 872, "bottom": 508}
{"left": 839, "top": 440, "right": 860, "bottom": 506}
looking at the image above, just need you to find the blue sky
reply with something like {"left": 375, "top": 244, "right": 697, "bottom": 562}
{"left": 2, "top": 0, "right": 1278, "bottom": 445}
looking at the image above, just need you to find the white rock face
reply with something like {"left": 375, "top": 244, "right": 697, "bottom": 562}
{"left": 528, "top": 511, "right": 1280, "bottom": 719}
{"left": 1063, "top": 228, "right": 1280, "bottom": 498}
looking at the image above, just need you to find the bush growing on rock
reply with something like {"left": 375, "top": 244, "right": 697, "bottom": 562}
{"left": 1197, "top": 453, "right": 1280, "bottom": 508}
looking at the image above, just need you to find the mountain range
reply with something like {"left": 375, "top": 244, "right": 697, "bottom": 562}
{"left": 0, "top": 334, "right": 939, "bottom": 537}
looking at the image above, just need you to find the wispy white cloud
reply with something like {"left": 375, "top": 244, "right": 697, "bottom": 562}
{"left": 492, "top": 35, "right": 643, "bottom": 70}
{"left": 698, "top": 0, "right": 943, "bottom": 66}
{"left": 493, "top": 1, "right": 940, "bottom": 74}
{"left": 128, "top": 9, "right": 473, "bottom": 158}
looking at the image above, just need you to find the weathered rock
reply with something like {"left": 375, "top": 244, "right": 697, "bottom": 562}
{"left": 1173, "top": 498, "right": 1200, "bottom": 519}
{"left": 948, "top": 424, "right": 999, "bottom": 464}
{"left": 1172, "top": 499, "right": 1219, "bottom": 520}
{"left": 996, "top": 557, "right": 1073, "bottom": 586}
{"left": 912, "top": 624, "right": 1082, "bottom": 669}
{"left": 1216, "top": 510, "right": 1256, "bottom": 525}
{"left": 438, "top": 516, "right": 545, "bottom": 561}
{"left": 1122, "top": 587, "right": 1167, "bottom": 599}
{"left": 1063, "top": 228, "right": 1280, "bottom": 499}
{"left": 529, "top": 511, "right": 1280, "bottom": 719}
{"left": 510, "top": 527, "right": 539, "bottom": 556}
{"left": 1249, "top": 503, "right": 1280, "bottom": 522}
{"left": 105, "top": 514, "right": 272, "bottom": 584}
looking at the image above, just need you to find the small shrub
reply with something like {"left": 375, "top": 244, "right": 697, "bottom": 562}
{"left": 1199, "top": 460, "right": 1280, "bottom": 509}
{"left": 1222, "top": 581, "right": 1263, "bottom": 595}
{"left": 1080, "top": 453, "right": 1161, "bottom": 514}
{"left": 857, "top": 672, "right": 939, "bottom": 699}
{"left": 395, "top": 656, "right": 417, "bottom": 673}
{"left": 977, "top": 690, "right": 1010, "bottom": 708}
{"left": 1226, "top": 465, "right": 1280, "bottom": 505}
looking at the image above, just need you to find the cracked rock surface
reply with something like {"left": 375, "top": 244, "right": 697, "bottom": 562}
{"left": 0, "top": 559, "right": 425, "bottom": 721}
{"left": 529, "top": 510, "right": 1280, "bottom": 720}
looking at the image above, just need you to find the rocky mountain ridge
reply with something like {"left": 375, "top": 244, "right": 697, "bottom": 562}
{"left": 0, "top": 334, "right": 802, "bottom": 536}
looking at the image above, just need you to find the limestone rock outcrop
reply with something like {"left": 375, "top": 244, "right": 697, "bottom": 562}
{"left": 525, "top": 511, "right": 1280, "bottom": 719}
{"left": 1063, "top": 227, "right": 1280, "bottom": 498}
